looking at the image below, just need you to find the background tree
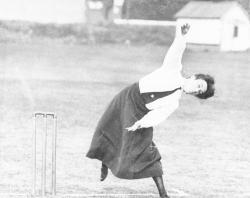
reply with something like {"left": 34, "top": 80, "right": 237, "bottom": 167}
{"left": 121, "top": 0, "right": 250, "bottom": 20}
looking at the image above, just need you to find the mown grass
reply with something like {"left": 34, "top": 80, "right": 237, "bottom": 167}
{"left": 0, "top": 42, "right": 250, "bottom": 197}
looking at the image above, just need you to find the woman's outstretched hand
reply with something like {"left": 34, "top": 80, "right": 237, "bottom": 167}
{"left": 181, "top": 23, "right": 190, "bottom": 35}
{"left": 126, "top": 121, "right": 142, "bottom": 132}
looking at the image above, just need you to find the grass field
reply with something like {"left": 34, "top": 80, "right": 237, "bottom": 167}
{"left": 0, "top": 42, "right": 250, "bottom": 198}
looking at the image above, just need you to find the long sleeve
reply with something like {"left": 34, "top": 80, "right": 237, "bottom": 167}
{"left": 137, "top": 101, "right": 179, "bottom": 128}
{"left": 161, "top": 28, "right": 187, "bottom": 72}
{"left": 138, "top": 26, "right": 187, "bottom": 93}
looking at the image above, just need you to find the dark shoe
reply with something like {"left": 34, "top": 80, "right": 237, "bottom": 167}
{"left": 100, "top": 163, "right": 108, "bottom": 181}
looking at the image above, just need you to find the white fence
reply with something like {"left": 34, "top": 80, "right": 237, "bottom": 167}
{"left": 114, "top": 19, "right": 176, "bottom": 27}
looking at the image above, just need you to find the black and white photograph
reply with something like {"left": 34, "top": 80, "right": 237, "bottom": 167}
{"left": 0, "top": 0, "right": 250, "bottom": 197}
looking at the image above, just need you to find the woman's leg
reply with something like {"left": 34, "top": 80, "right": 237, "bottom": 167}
{"left": 100, "top": 163, "right": 108, "bottom": 181}
{"left": 153, "top": 176, "right": 170, "bottom": 198}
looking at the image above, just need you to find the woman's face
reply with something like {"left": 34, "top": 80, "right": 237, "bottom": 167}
{"left": 184, "top": 76, "right": 207, "bottom": 95}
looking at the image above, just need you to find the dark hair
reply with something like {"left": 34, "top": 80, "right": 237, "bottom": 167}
{"left": 194, "top": 74, "right": 215, "bottom": 99}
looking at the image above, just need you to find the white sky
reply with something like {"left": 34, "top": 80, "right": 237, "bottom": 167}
{"left": 0, "top": 0, "right": 86, "bottom": 23}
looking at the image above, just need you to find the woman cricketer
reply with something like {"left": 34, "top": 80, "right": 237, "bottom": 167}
{"left": 86, "top": 24, "right": 215, "bottom": 198}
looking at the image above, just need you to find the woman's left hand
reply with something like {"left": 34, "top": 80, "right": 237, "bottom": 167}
{"left": 126, "top": 121, "right": 142, "bottom": 132}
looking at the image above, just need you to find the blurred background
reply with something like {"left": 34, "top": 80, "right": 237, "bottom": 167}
{"left": 0, "top": 0, "right": 250, "bottom": 197}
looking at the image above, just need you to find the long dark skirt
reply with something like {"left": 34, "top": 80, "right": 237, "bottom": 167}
{"left": 86, "top": 83, "right": 163, "bottom": 179}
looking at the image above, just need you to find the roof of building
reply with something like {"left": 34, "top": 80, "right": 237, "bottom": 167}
{"left": 174, "top": 1, "right": 243, "bottom": 19}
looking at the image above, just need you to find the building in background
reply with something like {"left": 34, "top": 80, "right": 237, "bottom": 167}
{"left": 85, "top": 0, "right": 119, "bottom": 25}
{"left": 175, "top": 1, "right": 250, "bottom": 51}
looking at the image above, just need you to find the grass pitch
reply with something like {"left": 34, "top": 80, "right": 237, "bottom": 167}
{"left": 0, "top": 43, "right": 250, "bottom": 197}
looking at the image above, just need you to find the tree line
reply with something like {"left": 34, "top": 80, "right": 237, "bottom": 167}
{"left": 121, "top": 0, "right": 250, "bottom": 20}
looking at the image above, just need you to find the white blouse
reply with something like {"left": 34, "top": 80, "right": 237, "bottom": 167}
{"left": 137, "top": 29, "right": 187, "bottom": 128}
